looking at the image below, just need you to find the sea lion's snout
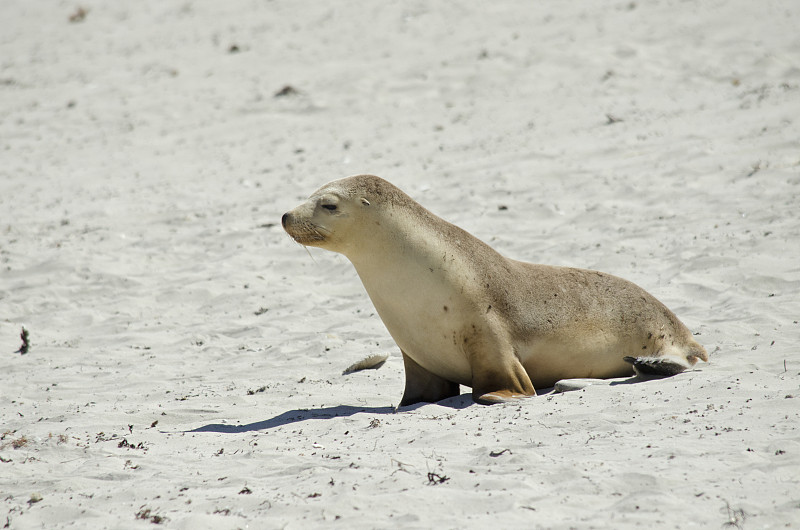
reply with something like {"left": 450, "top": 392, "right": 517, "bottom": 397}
{"left": 281, "top": 211, "right": 297, "bottom": 238}
{"left": 281, "top": 207, "right": 327, "bottom": 245}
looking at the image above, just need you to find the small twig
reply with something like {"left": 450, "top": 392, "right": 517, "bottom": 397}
{"left": 15, "top": 327, "right": 30, "bottom": 354}
{"left": 390, "top": 458, "right": 413, "bottom": 475}
{"left": 721, "top": 500, "right": 746, "bottom": 529}
{"left": 426, "top": 472, "right": 449, "bottom": 485}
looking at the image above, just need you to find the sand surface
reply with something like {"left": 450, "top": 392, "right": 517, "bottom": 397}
{"left": 2, "top": 1, "right": 799, "bottom": 528}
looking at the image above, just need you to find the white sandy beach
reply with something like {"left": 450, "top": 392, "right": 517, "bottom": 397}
{"left": 2, "top": 1, "right": 799, "bottom": 528}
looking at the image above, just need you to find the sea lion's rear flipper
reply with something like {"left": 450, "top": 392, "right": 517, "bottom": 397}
{"left": 623, "top": 356, "right": 690, "bottom": 377}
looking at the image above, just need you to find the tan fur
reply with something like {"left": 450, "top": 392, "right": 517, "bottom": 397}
{"left": 282, "top": 175, "right": 708, "bottom": 406}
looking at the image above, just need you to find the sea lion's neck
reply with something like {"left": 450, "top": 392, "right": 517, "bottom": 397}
{"left": 344, "top": 205, "right": 434, "bottom": 276}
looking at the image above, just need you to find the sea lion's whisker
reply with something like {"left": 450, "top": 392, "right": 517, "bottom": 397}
{"left": 303, "top": 245, "right": 317, "bottom": 263}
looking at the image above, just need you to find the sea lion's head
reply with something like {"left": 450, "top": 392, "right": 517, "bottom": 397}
{"left": 282, "top": 175, "right": 387, "bottom": 253}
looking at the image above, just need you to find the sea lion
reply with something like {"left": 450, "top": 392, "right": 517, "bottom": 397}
{"left": 281, "top": 175, "right": 708, "bottom": 406}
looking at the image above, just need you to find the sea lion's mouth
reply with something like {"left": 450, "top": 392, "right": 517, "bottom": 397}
{"left": 282, "top": 213, "right": 328, "bottom": 245}
{"left": 289, "top": 231, "right": 326, "bottom": 245}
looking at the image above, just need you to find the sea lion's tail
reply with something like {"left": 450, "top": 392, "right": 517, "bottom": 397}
{"left": 623, "top": 340, "right": 708, "bottom": 377}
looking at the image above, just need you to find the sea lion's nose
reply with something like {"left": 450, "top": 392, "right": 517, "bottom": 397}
{"left": 281, "top": 212, "right": 289, "bottom": 228}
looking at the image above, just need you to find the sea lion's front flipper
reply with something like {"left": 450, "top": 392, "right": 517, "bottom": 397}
{"left": 398, "top": 351, "right": 460, "bottom": 407}
{"left": 468, "top": 339, "right": 536, "bottom": 405}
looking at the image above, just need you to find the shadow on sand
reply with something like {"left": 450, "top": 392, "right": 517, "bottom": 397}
{"left": 189, "top": 375, "right": 666, "bottom": 434}
{"left": 190, "top": 394, "right": 475, "bottom": 434}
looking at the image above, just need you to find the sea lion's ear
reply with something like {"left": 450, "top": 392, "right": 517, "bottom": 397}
{"left": 360, "top": 198, "right": 371, "bottom": 206}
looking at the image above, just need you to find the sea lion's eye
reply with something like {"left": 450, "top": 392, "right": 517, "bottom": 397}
{"left": 322, "top": 204, "right": 337, "bottom": 211}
